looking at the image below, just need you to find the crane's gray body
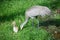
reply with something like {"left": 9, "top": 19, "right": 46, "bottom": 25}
{"left": 25, "top": 6, "right": 51, "bottom": 18}
{"left": 20, "top": 6, "right": 51, "bottom": 30}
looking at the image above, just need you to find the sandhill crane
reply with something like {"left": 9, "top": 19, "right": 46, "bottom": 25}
{"left": 12, "top": 21, "right": 18, "bottom": 33}
{"left": 20, "top": 5, "right": 52, "bottom": 30}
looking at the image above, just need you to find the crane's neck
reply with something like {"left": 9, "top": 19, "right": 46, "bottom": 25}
{"left": 20, "top": 18, "right": 28, "bottom": 30}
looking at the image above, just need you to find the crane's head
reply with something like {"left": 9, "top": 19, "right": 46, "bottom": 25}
{"left": 20, "top": 24, "right": 23, "bottom": 30}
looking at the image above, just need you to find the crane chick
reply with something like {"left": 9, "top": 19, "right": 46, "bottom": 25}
{"left": 12, "top": 21, "right": 18, "bottom": 33}
{"left": 20, "top": 5, "right": 52, "bottom": 30}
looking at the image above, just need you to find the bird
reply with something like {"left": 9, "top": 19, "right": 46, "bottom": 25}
{"left": 12, "top": 21, "right": 18, "bottom": 33}
{"left": 20, "top": 5, "right": 52, "bottom": 30}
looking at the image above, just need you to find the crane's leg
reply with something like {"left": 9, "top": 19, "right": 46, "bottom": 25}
{"left": 37, "top": 16, "right": 43, "bottom": 28}
{"left": 37, "top": 19, "right": 40, "bottom": 28}
{"left": 37, "top": 16, "right": 41, "bottom": 28}
{"left": 31, "top": 17, "right": 35, "bottom": 27}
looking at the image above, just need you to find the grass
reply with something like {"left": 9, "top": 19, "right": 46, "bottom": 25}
{"left": 0, "top": 14, "right": 60, "bottom": 40}
{"left": 0, "top": 0, "right": 60, "bottom": 40}
{"left": 0, "top": 20, "right": 53, "bottom": 40}
{"left": 0, "top": 0, "right": 59, "bottom": 16}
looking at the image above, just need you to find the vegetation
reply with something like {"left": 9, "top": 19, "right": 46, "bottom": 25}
{"left": 0, "top": 0, "right": 60, "bottom": 40}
